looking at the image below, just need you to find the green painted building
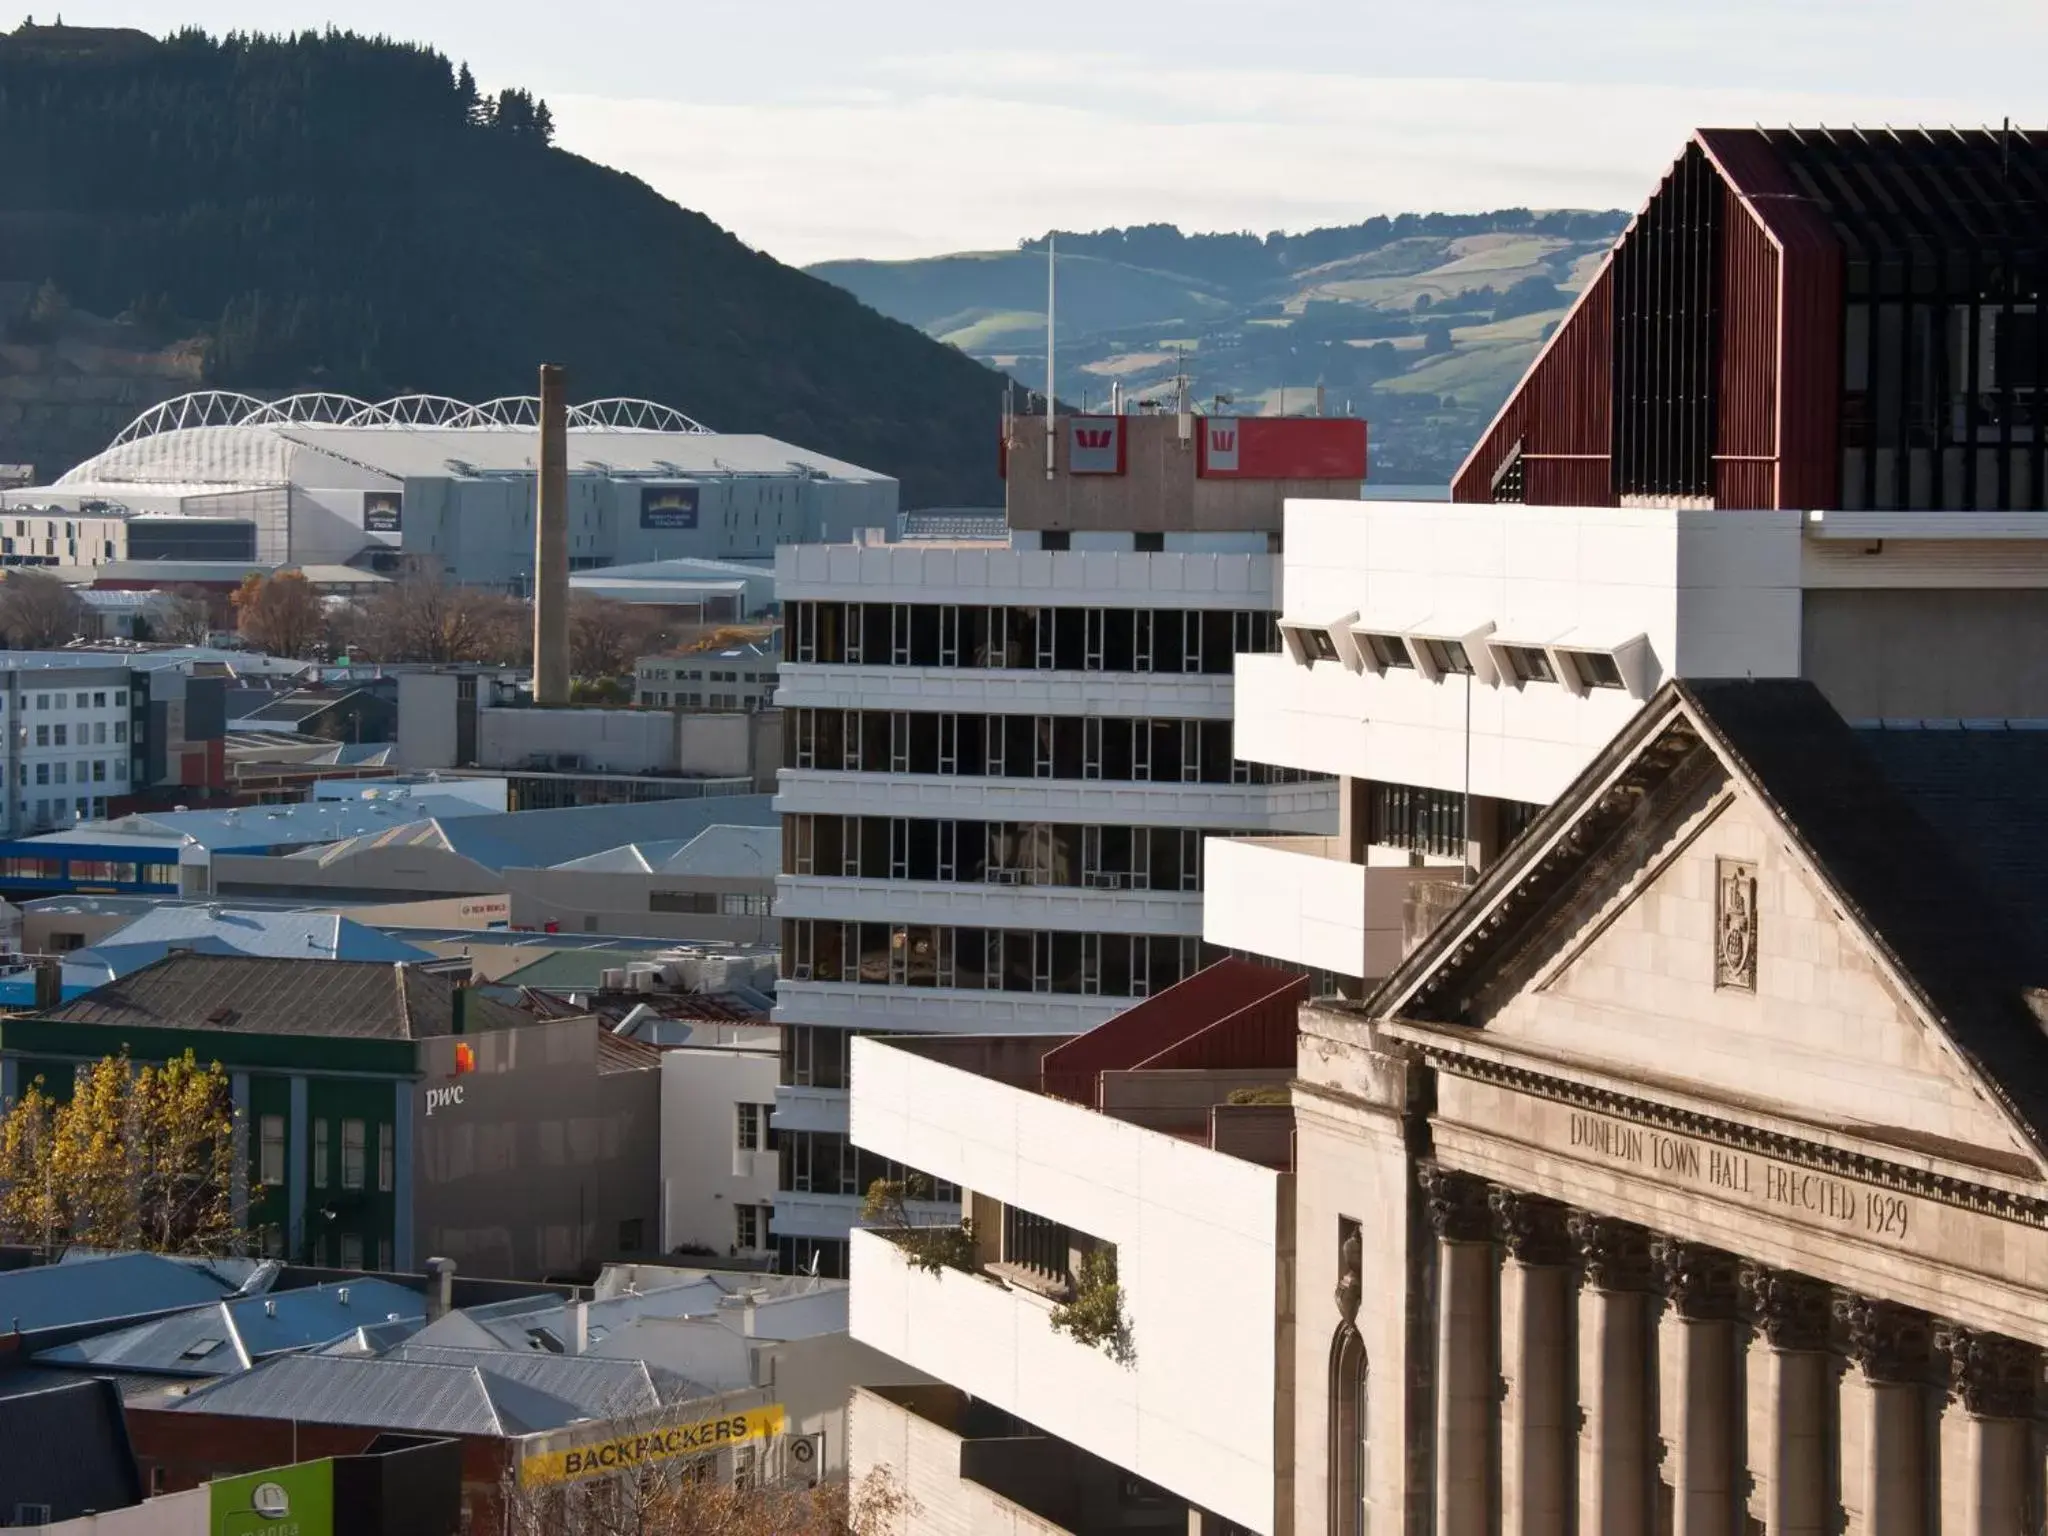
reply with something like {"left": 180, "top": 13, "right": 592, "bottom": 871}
{"left": 0, "top": 951, "right": 531, "bottom": 1271}
{"left": 1, "top": 949, "right": 663, "bottom": 1281}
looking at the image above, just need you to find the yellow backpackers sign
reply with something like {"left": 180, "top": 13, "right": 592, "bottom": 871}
{"left": 519, "top": 1404, "right": 786, "bottom": 1486}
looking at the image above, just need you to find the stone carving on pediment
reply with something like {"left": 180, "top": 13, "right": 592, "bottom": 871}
{"left": 1715, "top": 858, "right": 1758, "bottom": 992}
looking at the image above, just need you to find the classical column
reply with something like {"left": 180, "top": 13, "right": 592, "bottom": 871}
{"left": 1571, "top": 1212, "right": 1656, "bottom": 1536}
{"left": 1938, "top": 1324, "right": 2041, "bottom": 1536}
{"left": 1840, "top": 1296, "right": 1932, "bottom": 1536}
{"left": 1423, "top": 1164, "right": 1497, "bottom": 1536}
{"left": 1653, "top": 1237, "right": 1742, "bottom": 1536}
{"left": 1742, "top": 1265, "right": 1836, "bottom": 1536}
{"left": 1492, "top": 1189, "right": 1575, "bottom": 1536}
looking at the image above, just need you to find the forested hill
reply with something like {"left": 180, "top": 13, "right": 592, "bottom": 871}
{"left": 0, "top": 23, "right": 1006, "bottom": 505}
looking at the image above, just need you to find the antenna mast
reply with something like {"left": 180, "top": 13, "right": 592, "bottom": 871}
{"left": 1044, "top": 232, "right": 1056, "bottom": 480}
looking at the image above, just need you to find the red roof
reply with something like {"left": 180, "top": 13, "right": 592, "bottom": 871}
{"left": 1039, "top": 959, "right": 1307, "bottom": 1108}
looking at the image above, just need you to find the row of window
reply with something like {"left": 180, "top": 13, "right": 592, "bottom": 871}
{"left": 1, "top": 689, "right": 128, "bottom": 711}
{"left": 642, "top": 691, "right": 766, "bottom": 711}
{"left": 1293, "top": 623, "right": 1629, "bottom": 692}
{"left": 18, "top": 758, "right": 125, "bottom": 786}
{"left": 781, "top": 919, "right": 1221, "bottom": 997}
{"left": 785, "top": 814, "right": 1213, "bottom": 891}
{"left": 786, "top": 601, "right": 1279, "bottom": 674}
{"left": 254, "top": 1228, "right": 395, "bottom": 1269}
{"left": 785, "top": 708, "right": 1320, "bottom": 786}
{"left": 779, "top": 1129, "right": 962, "bottom": 1201}
{"left": 256, "top": 1114, "right": 395, "bottom": 1193}
{"left": 25, "top": 720, "right": 127, "bottom": 747}
{"left": 13, "top": 798, "right": 114, "bottom": 831}
{"left": 643, "top": 666, "right": 766, "bottom": 684}
{"left": 647, "top": 890, "right": 774, "bottom": 916}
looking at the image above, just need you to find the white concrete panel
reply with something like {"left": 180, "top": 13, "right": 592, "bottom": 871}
{"left": 772, "top": 1084, "right": 849, "bottom": 1135}
{"left": 773, "top": 982, "right": 1124, "bottom": 1035}
{"left": 1203, "top": 837, "right": 1442, "bottom": 978}
{"left": 849, "top": 1039, "right": 1283, "bottom": 1533}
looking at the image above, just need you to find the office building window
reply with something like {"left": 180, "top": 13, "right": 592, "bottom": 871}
{"left": 736, "top": 1103, "right": 770, "bottom": 1151}
{"left": 114, "top": 691, "right": 126, "bottom": 706}
{"left": 312, "top": 1120, "right": 329, "bottom": 1188}
{"left": 259, "top": 1115, "right": 285, "bottom": 1186}
{"left": 378, "top": 1238, "right": 393, "bottom": 1272}
{"left": 113, "top": 721, "right": 126, "bottom": 744}
{"left": 618, "top": 1217, "right": 644, "bottom": 1253}
{"left": 378, "top": 1125, "right": 394, "bottom": 1192}
{"left": 73, "top": 692, "right": 86, "bottom": 708}
{"left": 33, "top": 726, "right": 45, "bottom": 747}
{"left": 339, "top": 1232, "right": 363, "bottom": 1270}
{"left": 341, "top": 1119, "right": 365, "bottom": 1190}
{"left": 92, "top": 692, "right": 105, "bottom": 707}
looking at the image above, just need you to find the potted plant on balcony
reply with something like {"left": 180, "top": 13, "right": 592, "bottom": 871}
{"left": 1050, "top": 1243, "right": 1132, "bottom": 1365}
{"left": 861, "top": 1177, "right": 974, "bottom": 1274}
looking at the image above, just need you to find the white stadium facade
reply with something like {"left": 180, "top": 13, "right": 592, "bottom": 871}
{"left": 0, "top": 391, "right": 898, "bottom": 589}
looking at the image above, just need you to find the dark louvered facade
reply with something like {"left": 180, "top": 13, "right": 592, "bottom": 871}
{"left": 1454, "top": 126, "right": 2048, "bottom": 511}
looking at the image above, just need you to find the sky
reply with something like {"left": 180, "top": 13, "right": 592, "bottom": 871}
{"left": 65, "top": 0, "right": 2048, "bottom": 266}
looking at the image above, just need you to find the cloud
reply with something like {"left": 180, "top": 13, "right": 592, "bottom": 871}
{"left": 553, "top": 58, "right": 2048, "bottom": 264}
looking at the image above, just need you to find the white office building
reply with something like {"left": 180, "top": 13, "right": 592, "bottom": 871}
{"left": 770, "top": 535, "right": 1334, "bottom": 1274}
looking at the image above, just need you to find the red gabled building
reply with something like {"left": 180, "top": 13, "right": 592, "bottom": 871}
{"left": 1455, "top": 127, "right": 2048, "bottom": 513}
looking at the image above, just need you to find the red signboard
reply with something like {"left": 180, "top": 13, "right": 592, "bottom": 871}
{"left": 1197, "top": 417, "right": 1368, "bottom": 480}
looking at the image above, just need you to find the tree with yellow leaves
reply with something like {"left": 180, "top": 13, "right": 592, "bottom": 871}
{"left": 0, "top": 1051, "right": 247, "bottom": 1255}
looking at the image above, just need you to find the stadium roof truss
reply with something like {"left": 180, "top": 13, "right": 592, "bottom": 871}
{"left": 108, "top": 392, "right": 713, "bottom": 448}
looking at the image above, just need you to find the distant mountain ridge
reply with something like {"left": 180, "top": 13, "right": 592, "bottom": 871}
{"left": 0, "top": 23, "right": 1005, "bottom": 506}
{"left": 811, "top": 208, "right": 1629, "bottom": 484}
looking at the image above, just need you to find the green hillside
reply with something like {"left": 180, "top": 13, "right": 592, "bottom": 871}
{"left": 0, "top": 22, "right": 1005, "bottom": 506}
{"left": 811, "top": 211, "right": 1630, "bottom": 484}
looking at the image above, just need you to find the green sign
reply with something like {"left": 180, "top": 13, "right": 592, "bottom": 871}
{"left": 209, "top": 1458, "right": 334, "bottom": 1536}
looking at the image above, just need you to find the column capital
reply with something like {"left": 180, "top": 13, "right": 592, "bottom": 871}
{"left": 1566, "top": 1211, "right": 1654, "bottom": 1292}
{"left": 1651, "top": 1235, "right": 1741, "bottom": 1320}
{"left": 1836, "top": 1295, "right": 1932, "bottom": 1385}
{"left": 1420, "top": 1162, "right": 1493, "bottom": 1243}
{"left": 1489, "top": 1188, "right": 1574, "bottom": 1266}
{"left": 1936, "top": 1324, "right": 2041, "bottom": 1419}
{"left": 1738, "top": 1264, "right": 1833, "bottom": 1352}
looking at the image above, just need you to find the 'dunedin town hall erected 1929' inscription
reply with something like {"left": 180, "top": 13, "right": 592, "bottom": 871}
{"left": 1566, "top": 1110, "right": 1913, "bottom": 1243}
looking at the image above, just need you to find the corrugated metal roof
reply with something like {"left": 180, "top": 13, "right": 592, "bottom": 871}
{"left": 32, "top": 1279, "right": 425, "bottom": 1376}
{"left": 169, "top": 1353, "right": 507, "bottom": 1435}
{"left": 549, "top": 823, "right": 778, "bottom": 878}
{"left": 79, "top": 907, "right": 431, "bottom": 977}
{"left": 0, "top": 1379, "right": 143, "bottom": 1518}
{"left": 0, "top": 1253, "right": 237, "bottom": 1336}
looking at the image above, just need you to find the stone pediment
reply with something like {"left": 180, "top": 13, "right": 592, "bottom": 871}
{"left": 1376, "top": 680, "right": 2048, "bottom": 1180}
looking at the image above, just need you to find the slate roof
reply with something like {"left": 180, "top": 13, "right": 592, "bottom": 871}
{"left": 33, "top": 1278, "right": 426, "bottom": 1377}
{"left": 1688, "top": 680, "right": 2048, "bottom": 1160}
{"left": 43, "top": 953, "right": 531, "bottom": 1039}
{"left": 0, "top": 1379, "right": 143, "bottom": 1520}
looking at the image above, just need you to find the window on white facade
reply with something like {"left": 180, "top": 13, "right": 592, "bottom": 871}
{"left": 736, "top": 1203, "right": 771, "bottom": 1251}
{"left": 1497, "top": 645, "right": 1556, "bottom": 684}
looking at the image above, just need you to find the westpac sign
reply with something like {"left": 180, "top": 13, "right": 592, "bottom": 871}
{"left": 1066, "top": 415, "right": 1124, "bottom": 475}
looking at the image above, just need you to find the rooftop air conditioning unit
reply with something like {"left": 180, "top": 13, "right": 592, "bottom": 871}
{"left": 599, "top": 968, "right": 627, "bottom": 991}
{"left": 631, "top": 970, "right": 657, "bottom": 994}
